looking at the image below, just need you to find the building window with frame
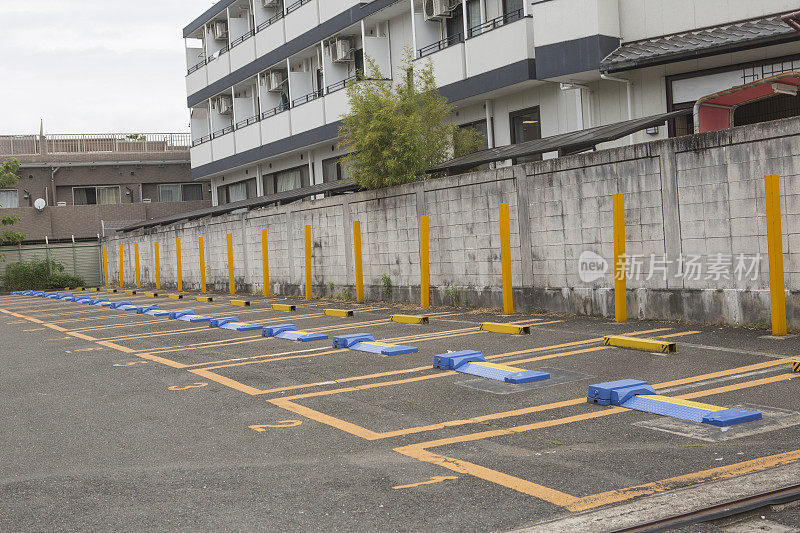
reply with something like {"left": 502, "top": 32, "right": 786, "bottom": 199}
{"left": 217, "top": 178, "right": 257, "bottom": 204}
{"left": 0, "top": 189, "right": 19, "bottom": 208}
{"left": 158, "top": 183, "right": 204, "bottom": 202}
{"left": 262, "top": 165, "right": 310, "bottom": 195}
{"left": 509, "top": 106, "right": 542, "bottom": 164}
{"left": 321, "top": 156, "right": 351, "bottom": 183}
{"left": 73, "top": 186, "right": 120, "bottom": 205}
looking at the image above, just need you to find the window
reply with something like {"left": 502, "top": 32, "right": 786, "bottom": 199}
{"left": 458, "top": 119, "right": 489, "bottom": 150}
{"left": 509, "top": 106, "right": 542, "bottom": 164}
{"left": 322, "top": 157, "right": 351, "bottom": 183}
{"left": 73, "top": 186, "right": 120, "bottom": 205}
{"left": 263, "top": 165, "right": 310, "bottom": 195}
{"left": 158, "top": 183, "right": 204, "bottom": 202}
{"left": 0, "top": 189, "right": 18, "bottom": 208}
{"left": 182, "top": 183, "right": 203, "bottom": 201}
{"left": 158, "top": 184, "right": 181, "bottom": 203}
{"left": 503, "top": 0, "right": 523, "bottom": 14}
{"left": 218, "top": 178, "right": 257, "bottom": 204}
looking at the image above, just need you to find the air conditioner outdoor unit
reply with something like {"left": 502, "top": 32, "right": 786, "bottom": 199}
{"left": 261, "top": 0, "right": 280, "bottom": 7}
{"left": 423, "top": 0, "right": 454, "bottom": 21}
{"left": 332, "top": 38, "right": 353, "bottom": 63}
{"left": 266, "top": 71, "right": 286, "bottom": 92}
{"left": 215, "top": 95, "right": 233, "bottom": 115}
{"left": 213, "top": 20, "right": 228, "bottom": 40}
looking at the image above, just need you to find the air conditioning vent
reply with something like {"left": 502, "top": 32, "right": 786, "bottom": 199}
{"left": 214, "top": 95, "right": 233, "bottom": 115}
{"left": 331, "top": 38, "right": 353, "bottom": 63}
{"left": 266, "top": 71, "right": 286, "bottom": 92}
{"left": 261, "top": 0, "right": 280, "bottom": 7}
{"left": 424, "top": 0, "right": 454, "bottom": 21}
{"left": 213, "top": 20, "right": 228, "bottom": 40}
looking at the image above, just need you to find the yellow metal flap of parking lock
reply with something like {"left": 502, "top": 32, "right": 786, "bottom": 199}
{"left": 231, "top": 300, "right": 251, "bottom": 307}
{"left": 272, "top": 303, "right": 296, "bottom": 312}
{"left": 391, "top": 314, "right": 429, "bottom": 324}
{"left": 479, "top": 322, "right": 531, "bottom": 335}
{"left": 325, "top": 309, "right": 355, "bottom": 317}
{"left": 168, "top": 294, "right": 183, "bottom": 300}
{"left": 603, "top": 335, "right": 676, "bottom": 353}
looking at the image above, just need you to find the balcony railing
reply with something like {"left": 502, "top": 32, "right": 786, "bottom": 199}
{"left": 285, "top": 0, "right": 311, "bottom": 15}
{"left": 1, "top": 133, "right": 191, "bottom": 156}
{"left": 418, "top": 32, "right": 463, "bottom": 58}
{"left": 235, "top": 114, "right": 260, "bottom": 130}
{"left": 261, "top": 102, "right": 291, "bottom": 119}
{"left": 326, "top": 75, "right": 357, "bottom": 95}
{"left": 230, "top": 29, "right": 256, "bottom": 50}
{"left": 292, "top": 90, "right": 322, "bottom": 107}
{"left": 188, "top": 59, "right": 207, "bottom": 74}
{"left": 467, "top": 8, "right": 525, "bottom": 38}
{"left": 256, "top": 11, "right": 285, "bottom": 32}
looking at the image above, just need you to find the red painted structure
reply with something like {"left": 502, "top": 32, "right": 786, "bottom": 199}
{"left": 693, "top": 72, "right": 800, "bottom": 133}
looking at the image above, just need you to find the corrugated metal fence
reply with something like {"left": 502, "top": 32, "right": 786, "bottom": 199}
{"left": 0, "top": 241, "right": 103, "bottom": 286}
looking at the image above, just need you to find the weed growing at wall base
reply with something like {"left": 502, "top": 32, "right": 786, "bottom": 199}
{"left": 2, "top": 258, "right": 84, "bottom": 291}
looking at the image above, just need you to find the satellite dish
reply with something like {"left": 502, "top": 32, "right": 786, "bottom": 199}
{"left": 34, "top": 198, "right": 46, "bottom": 211}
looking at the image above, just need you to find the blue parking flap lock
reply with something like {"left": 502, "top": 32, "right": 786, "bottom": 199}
{"left": 701, "top": 408, "right": 762, "bottom": 427}
{"left": 117, "top": 305, "right": 139, "bottom": 311}
{"left": 333, "top": 333, "right": 375, "bottom": 348}
{"left": 33, "top": 291, "right": 45, "bottom": 296}
{"left": 94, "top": 301, "right": 115, "bottom": 307}
{"left": 263, "top": 324, "right": 298, "bottom": 337}
{"left": 88, "top": 298, "right": 110, "bottom": 305}
{"left": 168, "top": 310, "right": 195, "bottom": 320}
{"left": 587, "top": 379, "right": 655, "bottom": 406}
{"left": 219, "top": 321, "right": 264, "bottom": 331}
{"left": 136, "top": 305, "right": 160, "bottom": 314}
{"left": 504, "top": 370, "right": 551, "bottom": 384}
{"left": 177, "top": 314, "right": 212, "bottom": 322}
{"left": 75, "top": 298, "right": 92, "bottom": 303}
{"left": 109, "top": 301, "right": 132, "bottom": 309}
{"left": 209, "top": 316, "right": 240, "bottom": 328}
{"left": 58, "top": 294, "right": 75, "bottom": 300}
{"left": 433, "top": 350, "right": 485, "bottom": 370}
{"left": 21, "top": 290, "right": 33, "bottom": 295}
{"left": 45, "top": 293, "right": 60, "bottom": 298}
{"left": 144, "top": 309, "right": 172, "bottom": 317}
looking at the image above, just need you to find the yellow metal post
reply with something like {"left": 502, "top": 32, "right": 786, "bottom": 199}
{"left": 765, "top": 175, "right": 787, "bottom": 336}
{"left": 119, "top": 244, "right": 124, "bottom": 288}
{"left": 499, "top": 203, "right": 513, "bottom": 315}
{"left": 420, "top": 215, "right": 429, "bottom": 309}
{"left": 305, "top": 225, "right": 312, "bottom": 300}
{"left": 176, "top": 237, "right": 183, "bottom": 292}
{"left": 227, "top": 233, "right": 235, "bottom": 295}
{"left": 134, "top": 243, "right": 141, "bottom": 288}
{"left": 199, "top": 236, "right": 207, "bottom": 293}
{"left": 102, "top": 245, "right": 109, "bottom": 286}
{"left": 154, "top": 242, "right": 161, "bottom": 290}
{"left": 613, "top": 193, "right": 627, "bottom": 323}
{"left": 353, "top": 221, "right": 364, "bottom": 303}
{"left": 261, "top": 228, "right": 270, "bottom": 297}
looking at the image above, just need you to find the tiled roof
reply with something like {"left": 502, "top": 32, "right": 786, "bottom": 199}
{"left": 601, "top": 15, "right": 800, "bottom": 73}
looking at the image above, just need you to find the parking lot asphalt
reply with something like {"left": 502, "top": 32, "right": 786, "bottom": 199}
{"left": 1, "top": 289, "right": 799, "bottom": 531}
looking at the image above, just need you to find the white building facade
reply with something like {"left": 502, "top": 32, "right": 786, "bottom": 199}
{"left": 184, "top": 0, "right": 800, "bottom": 206}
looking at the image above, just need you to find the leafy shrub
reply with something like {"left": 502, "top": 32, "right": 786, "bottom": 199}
{"left": 2, "top": 258, "right": 84, "bottom": 291}
{"left": 381, "top": 274, "right": 392, "bottom": 301}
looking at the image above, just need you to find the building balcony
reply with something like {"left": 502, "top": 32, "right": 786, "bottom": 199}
{"left": 260, "top": 104, "right": 292, "bottom": 145}
{"left": 284, "top": 0, "right": 318, "bottom": 42}
{"left": 290, "top": 92, "right": 326, "bottom": 134}
{"left": 465, "top": 11, "right": 533, "bottom": 77}
{"left": 234, "top": 116, "right": 262, "bottom": 153}
{"left": 229, "top": 30, "right": 257, "bottom": 71}
{"left": 206, "top": 49, "right": 232, "bottom": 84}
{"left": 255, "top": 12, "right": 286, "bottom": 57}
{"left": 186, "top": 61, "right": 209, "bottom": 95}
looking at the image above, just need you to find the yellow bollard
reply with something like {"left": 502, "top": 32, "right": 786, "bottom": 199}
{"left": 765, "top": 175, "right": 787, "bottom": 336}
{"left": 499, "top": 203, "right": 513, "bottom": 315}
{"left": 134, "top": 243, "right": 141, "bottom": 288}
{"left": 353, "top": 221, "right": 364, "bottom": 303}
{"left": 176, "top": 237, "right": 183, "bottom": 292}
{"left": 154, "top": 242, "right": 161, "bottom": 290}
{"left": 119, "top": 244, "right": 124, "bottom": 288}
{"left": 261, "top": 229, "right": 270, "bottom": 297}
{"left": 305, "top": 225, "right": 312, "bottom": 300}
{"left": 103, "top": 245, "right": 109, "bottom": 286}
{"left": 613, "top": 193, "right": 627, "bottom": 323}
{"left": 199, "top": 236, "right": 207, "bottom": 294}
{"left": 420, "top": 215, "right": 430, "bottom": 309}
{"left": 227, "top": 233, "right": 235, "bottom": 295}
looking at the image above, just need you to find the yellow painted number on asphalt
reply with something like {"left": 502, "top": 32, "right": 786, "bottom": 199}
{"left": 168, "top": 382, "right": 208, "bottom": 391}
{"left": 113, "top": 361, "right": 151, "bottom": 367}
{"left": 249, "top": 420, "right": 303, "bottom": 431}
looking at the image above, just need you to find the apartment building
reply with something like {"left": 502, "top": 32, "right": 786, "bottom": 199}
{"left": 184, "top": 0, "right": 800, "bottom": 206}
{"left": 0, "top": 132, "right": 211, "bottom": 242}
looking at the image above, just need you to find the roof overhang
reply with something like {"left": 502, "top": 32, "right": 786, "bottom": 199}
{"left": 428, "top": 109, "right": 692, "bottom": 175}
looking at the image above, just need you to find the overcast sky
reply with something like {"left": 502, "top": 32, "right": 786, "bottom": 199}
{"left": 1, "top": 0, "right": 200, "bottom": 135}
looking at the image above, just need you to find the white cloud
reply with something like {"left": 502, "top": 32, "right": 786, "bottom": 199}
{"left": 0, "top": 0, "right": 202, "bottom": 134}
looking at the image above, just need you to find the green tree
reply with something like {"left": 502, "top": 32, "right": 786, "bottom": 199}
{"left": 0, "top": 158, "right": 25, "bottom": 245}
{"left": 338, "top": 52, "right": 482, "bottom": 190}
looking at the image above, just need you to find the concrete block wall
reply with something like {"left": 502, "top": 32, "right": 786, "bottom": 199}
{"left": 103, "top": 116, "right": 800, "bottom": 330}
